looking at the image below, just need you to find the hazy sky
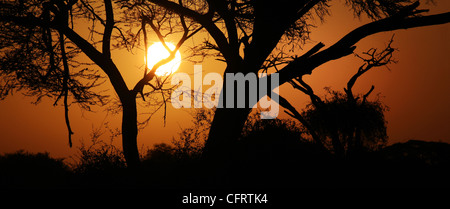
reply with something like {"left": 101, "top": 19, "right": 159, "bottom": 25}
{"left": 0, "top": 2, "right": 449, "bottom": 158}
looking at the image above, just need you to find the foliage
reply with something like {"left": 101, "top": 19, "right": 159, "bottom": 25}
{"left": 171, "top": 108, "right": 214, "bottom": 159}
{"left": 240, "top": 115, "right": 319, "bottom": 162}
{"left": 0, "top": 0, "right": 195, "bottom": 165}
{"left": 1, "top": 0, "right": 448, "bottom": 167}
{"left": 0, "top": 0, "right": 107, "bottom": 107}
{"left": 0, "top": 150, "right": 70, "bottom": 187}
{"left": 302, "top": 89, "right": 389, "bottom": 154}
{"left": 72, "top": 131, "right": 126, "bottom": 176}
{"left": 143, "top": 143, "right": 176, "bottom": 163}
{"left": 242, "top": 112, "right": 306, "bottom": 143}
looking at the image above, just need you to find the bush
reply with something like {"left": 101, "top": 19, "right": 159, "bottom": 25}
{"left": 73, "top": 138, "right": 126, "bottom": 176}
{"left": 0, "top": 150, "right": 70, "bottom": 188}
{"left": 302, "top": 90, "right": 388, "bottom": 155}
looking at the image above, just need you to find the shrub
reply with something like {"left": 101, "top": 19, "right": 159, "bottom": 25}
{"left": 0, "top": 150, "right": 70, "bottom": 188}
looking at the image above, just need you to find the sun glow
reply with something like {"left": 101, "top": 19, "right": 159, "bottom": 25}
{"left": 146, "top": 42, "right": 182, "bottom": 76}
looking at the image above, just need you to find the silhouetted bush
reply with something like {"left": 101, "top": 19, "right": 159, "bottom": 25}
{"left": 218, "top": 116, "right": 332, "bottom": 187}
{"left": 381, "top": 140, "right": 450, "bottom": 167}
{"left": 73, "top": 139, "right": 126, "bottom": 175}
{"left": 143, "top": 143, "right": 176, "bottom": 163}
{"left": 240, "top": 116, "right": 321, "bottom": 163}
{"left": 2, "top": 117, "right": 449, "bottom": 188}
{"left": 171, "top": 108, "right": 213, "bottom": 159}
{"left": 70, "top": 132, "right": 128, "bottom": 187}
{"left": 0, "top": 150, "right": 70, "bottom": 188}
{"left": 302, "top": 89, "right": 388, "bottom": 156}
{"left": 374, "top": 140, "right": 450, "bottom": 187}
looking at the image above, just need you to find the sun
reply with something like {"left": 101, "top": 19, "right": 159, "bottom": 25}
{"left": 146, "top": 42, "right": 182, "bottom": 76}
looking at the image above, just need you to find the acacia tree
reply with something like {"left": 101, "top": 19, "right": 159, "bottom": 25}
{"left": 279, "top": 39, "right": 396, "bottom": 157}
{"left": 144, "top": 0, "right": 450, "bottom": 162}
{"left": 0, "top": 0, "right": 199, "bottom": 167}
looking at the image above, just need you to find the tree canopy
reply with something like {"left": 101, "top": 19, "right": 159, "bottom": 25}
{"left": 1, "top": 0, "right": 449, "bottom": 166}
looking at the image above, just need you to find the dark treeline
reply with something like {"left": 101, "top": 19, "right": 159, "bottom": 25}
{"left": 1, "top": 114, "right": 449, "bottom": 189}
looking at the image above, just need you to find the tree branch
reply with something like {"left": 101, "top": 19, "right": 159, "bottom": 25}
{"left": 147, "top": 0, "right": 234, "bottom": 62}
{"left": 207, "top": 0, "right": 239, "bottom": 53}
{"left": 345, "top": 37, "right": 395, "bottom": 101}
{"left": 59, "top": 32, "right": 74, "bottom": 147}
{"left": 362, "top": 85, "right": 375, "bottom": 104}
{"left": 276, "top": 10, "right": 450, "bottom": 85}
{"left": 103, "top": 0, "right": 114, "bottom": 58}
{"left": 79, "top": 0, "right": 106, "bottom": 26}
{"left": 57, "top": 24, "right": 130, "bottom": 100}
{"left": 142, "top": 16, "right": 149, "bottom": 77}
{"left": 132, "top": 8, "right": 190, "bottom": 98}
{"left": 270, "top": 91, "right": 323, "bottom": 147}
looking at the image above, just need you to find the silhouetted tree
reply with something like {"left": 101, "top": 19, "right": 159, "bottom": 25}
{"left": 302, "top": 90, "right": 388, "bottom": 156}
{"left": 280, "top": 40, "right": 395, "bottom": 157}
{"left": 0, "top": 0, "right": 201, "bottom": 167}
{"left": 143, "top": 0, "right": 450, "bottom": 163}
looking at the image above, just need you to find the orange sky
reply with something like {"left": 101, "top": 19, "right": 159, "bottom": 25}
{"left": 0, "top": 2, "right": 449, "bottom": 159}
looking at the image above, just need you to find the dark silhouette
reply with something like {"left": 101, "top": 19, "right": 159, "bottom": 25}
{"left": 279, "top": 38, "right": 396, "bottom": 158}
{"left": 381, "top": 140, "right": 450, "bottom": 169}
{"left": 1, "top": 1, "right": 450, "bottom": 194}
{"left": 0, "top": 150, "right": 70, "bottom": 188}
{"left": 2, "top": 121, "right": 450, "bottom": 189}
{"left": 0, "top": 0, "right": 201, "bottom": 167}
{"left": 145, "top": 0, "right": 450, "bottom": 164}
{"left": 73, "top": 133, "right": 126, "bottom": 179}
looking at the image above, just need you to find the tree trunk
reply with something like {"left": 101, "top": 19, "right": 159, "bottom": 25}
{"left": 203, "top": 62, "right": 253, "bottom": 162}
{"left": 203, "top": 107, "right": 252, "bottom": 162}
{"left": 121, "top": 94, "right": 140, "bottom": 168}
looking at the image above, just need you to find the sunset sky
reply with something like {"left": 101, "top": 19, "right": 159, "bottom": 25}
{"left": 0, "top": 1, "right": 449, "bottom": 159}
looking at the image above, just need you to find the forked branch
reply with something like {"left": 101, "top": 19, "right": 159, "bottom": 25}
{"left": 345, "top": 36, "right": 396, "bottom": 101}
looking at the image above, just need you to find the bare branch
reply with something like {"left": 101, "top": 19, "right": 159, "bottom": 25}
{"left": 142, "top": 16, "right": 149, "bottom": 77}
{"left": 297, "top": 77, "right": 322, "bottom": 106}
{"left": 147, "top": 0, "right": 234, "bottom": 61}
{"left": 270, "top": 91, "right": 323, "bottom": 147}
{"left": 79, "top": 0, "right": 106, "bottom": 27}
{"left": 59, "top": 32, "right": 74, "bottom": 147}
{"left": 146, "top": 16, "right": 172, "bottom": 53}
{"left": 274, "top": 7, "right": 450, "bottom": 86}
{"left": 103, "top": 0, "right": 114, "bottom": 58}
{"left": 345, "top": 36, "right": 396, "bottom": 100}
{"left": 362, "top": 85, "right": 375, "bottom": 104}
{"left": 133, "top": 5, "right": 191, "bottom": 99}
